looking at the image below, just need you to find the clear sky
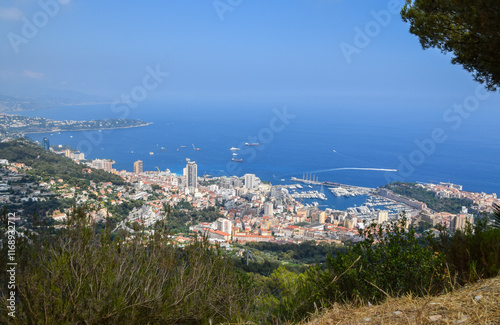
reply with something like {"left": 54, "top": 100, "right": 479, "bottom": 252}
{"left": 1, "top": 0, "right": 499, "bottom": 108}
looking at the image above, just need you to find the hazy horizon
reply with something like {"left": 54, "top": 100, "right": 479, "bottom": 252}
{"left": 1, "top": 0, "right": 499, "bottom": 110}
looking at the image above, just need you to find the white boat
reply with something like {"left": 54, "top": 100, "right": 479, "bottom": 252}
{"left": 232, "top": 153, "right": 238, "bottom": 156}
{"left": 149, "top": 152, "right": 154, "bottom": 155}
{"left": 229, "top": 147, "right": 240, "bottom": 151}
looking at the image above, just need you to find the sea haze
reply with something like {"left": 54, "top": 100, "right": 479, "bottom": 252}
{"left": 19, "top": 101, "right": 500, "bottom": 209}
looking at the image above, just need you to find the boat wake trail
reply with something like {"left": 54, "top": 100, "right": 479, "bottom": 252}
{"left": 311, "top": 167, "right": 398, "bottom": 173}
{"left": 276, "top": 167, "right": 398, "bottom": 179}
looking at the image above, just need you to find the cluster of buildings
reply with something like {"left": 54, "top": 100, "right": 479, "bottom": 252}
{"left": 0, "top": 160, "right": 51, "bottom": 205}
{"left": 424, "top": 182, "right": 498, "bottom": 213}
{"left": 413, "top": 206, "right": 475, "bottom": 233}
{"left": 5, "top": 141, "right": 500, "bottom": 246}
{"left": 41, "top": 138, "right": 115, "bottom": 172}
{"left": 60, "top": 156, "right": 498, "bottom": 244}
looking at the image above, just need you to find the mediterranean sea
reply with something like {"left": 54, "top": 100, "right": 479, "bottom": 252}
{"left": 16, "top": 100, "right": 500, "bottom": 210}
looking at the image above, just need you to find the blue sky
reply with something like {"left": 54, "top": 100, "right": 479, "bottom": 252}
{"left": 1, "top": 0, "right": 499, "bottom": 108}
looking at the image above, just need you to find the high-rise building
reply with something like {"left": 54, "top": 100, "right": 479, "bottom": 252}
{"left": 377, "top": 210, "right": 389, "bottom": 224}
{"left": 74, "top": 152, "right": 85, "bottom": 160}
{"left": 92, "top": 159, "right": 115, "bottom": 172}
{"left": 134, "top": 160, "right": 143, "bottom": 174}
{"left": 184, "top": 159, "right": 197, "bottom": 189}
{"left": 42, "top": 137, "right": 50, "bottom": 150}
{"left": 217, "top": 218, "right": 233, "bottom": 235}
{"left": 310, "top": 210, "right": 326, "bottom": 224}
{"left": 450, "top": 208, "right": 473, "bottom": 233}
{"left": 103, "top": 160, "right": 114, "bottom": 171}
{"left": 264, "top": 202, "right": 274, "bottom": 217}
{"left": 244, "top": 173, "right": 260, "bottom": 189}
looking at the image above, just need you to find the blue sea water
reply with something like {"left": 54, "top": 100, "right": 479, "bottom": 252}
{"left": 17, "top": 101, "right": 500, "bottom": 210}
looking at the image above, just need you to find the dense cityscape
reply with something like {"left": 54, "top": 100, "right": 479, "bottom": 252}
{"left": 2, "top": 138, "right": 498, "bottom": 249}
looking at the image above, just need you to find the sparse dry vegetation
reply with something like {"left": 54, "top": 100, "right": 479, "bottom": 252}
{"left": 305, "top": 276, "right": 500, "bottom": 325}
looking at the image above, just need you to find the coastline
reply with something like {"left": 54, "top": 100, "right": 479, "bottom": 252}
{"left": 21, "top": 122, "right": 153, "bottom": 136}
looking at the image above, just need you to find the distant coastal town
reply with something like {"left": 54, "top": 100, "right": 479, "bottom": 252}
{"left": 2, "top": 138, "right": 498, "bottom": 247}
{"left": 0, "top": 113, "right": 151, "bottom": 141}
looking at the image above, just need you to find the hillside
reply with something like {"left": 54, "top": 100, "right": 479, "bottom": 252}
{"left": 305, "top": 276, "right": 500, "bottom": 325}
{"left": 0, "top": 138, "right": 125, "bottom": 186}
{"left": 383, "top": 182, "right": 474, "bottom": 214}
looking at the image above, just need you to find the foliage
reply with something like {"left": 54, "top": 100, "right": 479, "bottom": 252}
{"left": 401, "top": 0, "right": 500, "bottom": 91}
{"left": 0, "top": 139, "right": 126, "bottom": 186}
{"left": 244, "top": 241, "right": 343, "bottom": 265}
{"left": 150, "top": 184, "right": 161, "bottom": 191}
{"left": 431, "top": 217, "right": 500, "bottom": 284}
{"left": 234, "top": 258, "right": 284, "bottom": 276}
{"left": 0, "top": 206, "right": 252, "bottom": 324}
{"left": 320, "top": 216, "right": 448, "bottom": 303}
{"left": 174, "top": 199, "right": 193, "bottom": 211}
{"left": 415, "top": 220, "right": 434, "bottom": 234}
{"left": 160, "top": 206, "right": 220, "bottom": 234}
{"left": 107, "top": 199, "right": 144, "bottom": 219}
{"left": 249, "top": 216, "right": 449, "bottom": 323}
{"left": 1, "top": 205, "right": 499, "bottom": 324}
{"left": 384, "top": 182, "right": 473, "bottom": 213}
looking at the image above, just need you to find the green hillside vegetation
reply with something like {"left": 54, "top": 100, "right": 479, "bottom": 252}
{"left": 244, "top": 241, "right": 343, "bottom": 265}
{"left": 231, "top": 241, "right": 346, "bottom": 277}
{"left": 0, "top": 206, "right": 253, "bottom": 324}
{"left": 0, "top": 139, "right": 126, "bottom": 186}
{"left": 2, "top": 208, "right": 499, "bottom": 324}
{"left": 383, "top": 182, "right": 474, "bottom": 213}
{"left": 165, "top": 206, "right": 221, "bottom": 233}
{"left": 127, "top": 204, "right": 223, "bottom": 234}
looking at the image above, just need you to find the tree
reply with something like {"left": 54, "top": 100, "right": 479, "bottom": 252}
{"left": 401, "top": 0, "right": 500, "bottom": 90}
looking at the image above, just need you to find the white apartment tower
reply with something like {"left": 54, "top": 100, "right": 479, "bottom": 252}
{"left": 377, "top": 210, "right": 388, "bottom": 224}
{"left": 244, "top": 173, "right": 260, "bottom": 190}
{"left": 184, "top": 159, "right": 198, "bottom": 189}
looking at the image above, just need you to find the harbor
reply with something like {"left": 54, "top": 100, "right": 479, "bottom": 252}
{"left": 291, "top": 174, "right": 375, "bottom": 197}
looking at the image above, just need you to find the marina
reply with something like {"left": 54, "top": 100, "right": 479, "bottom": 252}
{"left": 291, "top": 174, "right": 375, "bottom": 197}
{"left": 289, "top": 190, "right": 327, "bottom": 201}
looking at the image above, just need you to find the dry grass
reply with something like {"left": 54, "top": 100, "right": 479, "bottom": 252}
{"left": 304, "top": 276, "right": 500, "bottom": 325}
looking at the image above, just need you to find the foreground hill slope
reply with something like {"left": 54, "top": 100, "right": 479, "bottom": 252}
{"left": 305, "top": 276, "right": 500, "bottom": 325}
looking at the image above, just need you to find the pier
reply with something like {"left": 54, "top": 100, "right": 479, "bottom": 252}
{"left": 291, "top": 175, "right": 375, "bottom": 197}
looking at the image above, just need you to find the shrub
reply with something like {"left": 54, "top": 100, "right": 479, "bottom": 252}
{"left": 432, "top": 216, "right": 500, "bottom": 284}
{"left": 0, "top": 207, "right": 252, "bottom": 324}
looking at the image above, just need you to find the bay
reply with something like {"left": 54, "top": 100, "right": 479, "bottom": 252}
{"left": 17, "top": 101, "right": 500, "bottom": 210}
